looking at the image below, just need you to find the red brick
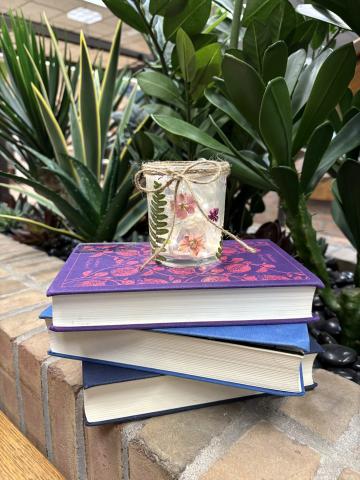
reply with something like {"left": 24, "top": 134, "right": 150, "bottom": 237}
{"left": 21, "top": 384, "right": 46, "bottom": 455}
{"left": 0, "top": 366, "right": 19, "bottom": 426}
{"left": 47, "top": 358, "right": 82, "bottom": 480}
{"left": 85, "top": 424, "right": 123, "bottom": 480}
{"left": 18, "top": 330, "right": 49, "bottom": 397}
{"left": 0, "top": 309, "right": 45, "bottom": 376}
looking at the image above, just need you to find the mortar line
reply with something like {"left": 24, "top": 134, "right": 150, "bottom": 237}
{"left": 121, "top": 422, "right": 144, "bottom": 480}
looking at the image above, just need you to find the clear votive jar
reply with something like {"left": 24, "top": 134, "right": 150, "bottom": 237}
{"left": 143, "top": 160, "right": 230, "bottom": 267}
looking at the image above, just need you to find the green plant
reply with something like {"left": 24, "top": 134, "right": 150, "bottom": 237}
{"left": 101, "top": 0, "right": 348, "bottom": 236}
{"left": 332, "top": 160, "right": 360, "bottom": 350}
{"left": 297, "top": 1, "right": 360, "bottom": 37}
{"left": 0, "top": 13, "right": 77, "bottom": 184}
{"left": 151, "top": 41, "right": 360, "bottom": 312}
{"left": 0, "top": 20, "right": 148, "bottom": 242}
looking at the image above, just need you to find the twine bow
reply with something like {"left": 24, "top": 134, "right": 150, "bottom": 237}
{"left": 134, "top": 159, "right": 256, "bottom": 269}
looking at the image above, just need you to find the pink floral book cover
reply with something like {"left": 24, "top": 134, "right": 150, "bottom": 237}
{"left": 47, "top": 240, "right": 323, "bottom": 296}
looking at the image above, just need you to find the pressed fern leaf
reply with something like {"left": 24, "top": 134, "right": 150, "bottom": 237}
{"left": 149, "top": 180, "right": 169, "bottom": 258}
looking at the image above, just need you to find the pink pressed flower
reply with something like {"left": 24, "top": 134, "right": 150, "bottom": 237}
{"left": 171, "top": 193, "right": 196, "bottom": 219}
{"left": 208, "top": 208, "right": 219, "bottom": 222}
{"left": 178, "top": 234, "right": 205, "bottom": 257}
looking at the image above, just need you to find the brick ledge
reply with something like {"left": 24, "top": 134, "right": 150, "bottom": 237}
{"left": 0, "top": 234, "right": 359, "bottom": 480}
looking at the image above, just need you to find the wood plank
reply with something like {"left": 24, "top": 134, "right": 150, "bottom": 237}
{"left": 0, "top": 411, "right": 64, "bottom": 480}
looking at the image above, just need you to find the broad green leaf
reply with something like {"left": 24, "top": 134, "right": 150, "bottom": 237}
{"left": 115, "top": 198, "right": 147, "bottom": 238}
{"left": 332, "top": 184, "right": 356, "bottom": 245}
{"left": 43, "top": 15, "right": 85, "bottom": 164}
{"left": 209, "top": 115, "right": 271, "bottom": 184}
{"left": 152, "top": 114, "right": 232, "bottom": 155}
{"left": 0, "top": 183, "right": 63, "bottom": 218}
{"left": 311, "top": 21, "right": 329, "bottom": 51}
{"left": 242, "top": 0, "right": 281, "bottom": 27}
{"left": 331, "top": 182, "right": 357, "bottom": 248}
{"left": 313, "top": 0, "right": 360, "bottom": 36}
{"left": 291, "top": 49, "right": 331, "bottom": 116}
{"left": 221, "top": 153, "right": 273, "bottom": 190}
{"left": 190, "top": 43, "right": 221, "bottom": 100}
{"left": 79, "top": 33, "right": 101, "bottom": 179}
{"left": 285, "top": 49, "right": 306, "bottom": 95}
{"left": 143, "top": 103, "right": 182, "bottom": 119}
{"left": 271, "top": 166, "right": 300, "bottom": 215}
{"left": 0, "top": 214, "right": 84, "bottom": 241}
{"left": 336, "top": 160, "right": 360, "bottom": 250}
{"left": 300, "top": 122, "right": 333, "bottom": 194}
{"left": 259, "top": 77, "right": 292, "bottom": 167}
{"left": 286, "top": 20, "right": 317, "bottom": 53}
{"left": 312, "top": 112, "right": 360, "bottom": 187}
{"left": 222, "top": 54, "right": 265, "bottom": 130}
{"left": 137, "top": 71, "right": 185, "bottom": 110}
{"left": 96, "top": 169, "right": 135, "bottom": 241}
{"left": 293, "top": 43, "right": 356, "bottom": 153}
{"left": 176, "top": 29, "right": 196, "bottom": 82}
{"left": 296, "top": 4, "right": 351, "bottom": 30}
{"left": 149, "top": 0, "right": 171, "bottom": 15}
{"left": 99, "top": 21, "right": 122, "bottom": 158}
{"left": 30, "top": 150, "right": 100, "bottom": 223}
{"left": 102, "top": 0, "right": 148, "bottom": 33}
{"left": 242, "top": 20, "right": 273, "bottom": 73}
{"left": 262, "top": 41, "right": 288, "bottom": 83}
{"left": 204, "top": 89, "right": 264, "bottom": 146}
{"left": 163, "top": 0, "right": 212, "bottom": 40}
{"left": 0, "top": 171, "right": 95, "bottom": 237}
{"left": 32, "top": 84, "right": 75, "bottom": 177}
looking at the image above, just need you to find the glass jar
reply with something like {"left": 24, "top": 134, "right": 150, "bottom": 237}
{"left": 143, "top": 160, "right": 230, "bottom": 267}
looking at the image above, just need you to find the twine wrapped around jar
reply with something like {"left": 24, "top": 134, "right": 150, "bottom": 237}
{"left": 135, "top": 159, "right": 256, "bottom": 269}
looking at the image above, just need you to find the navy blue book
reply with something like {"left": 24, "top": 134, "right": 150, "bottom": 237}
{"left": 83, "top": 344, "right": 319, "bottom": 425}
{"left": 48, "top": 313, "right": 312, "bottom": 396}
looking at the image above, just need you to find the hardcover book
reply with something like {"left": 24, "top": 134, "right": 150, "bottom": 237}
{"left": 83, "top": 355, "right": 318, "bottom": 425}
{"left": 49, "top": 322, "right": 312, "bottom": 396}
{"left": 47, "top": 240, "right": 323, "bottom": 329}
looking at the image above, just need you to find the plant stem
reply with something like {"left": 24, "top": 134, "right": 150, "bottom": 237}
{"left": 229, "top": 0, "right": 243, "bottom": 50}
{"left": 283, "top": 194, "right": 340, "bottom": 312}
{"left": 184, "top": 83, "right": 194, "bottom": 160}
{"left": 135, "top": 3, "right": 168, "bottom": 75}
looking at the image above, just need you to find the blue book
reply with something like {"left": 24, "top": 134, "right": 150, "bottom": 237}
{"left": 83, "top": 345, "right": 319, "bottom": 425}
{"left": 47, "top": 316, "right": 311, "bottom": 396}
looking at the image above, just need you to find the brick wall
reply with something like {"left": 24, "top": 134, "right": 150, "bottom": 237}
{"left": 0, "top": 234, "right": 359, "bottom": 480}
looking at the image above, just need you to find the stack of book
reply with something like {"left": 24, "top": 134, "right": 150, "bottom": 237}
{"left": 41, "top": 240, "right": 322, "bottom": 425}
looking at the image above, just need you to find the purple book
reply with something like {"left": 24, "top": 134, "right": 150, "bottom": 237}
{"left": 47, "top": 240, "right": 323, "bottom": 330}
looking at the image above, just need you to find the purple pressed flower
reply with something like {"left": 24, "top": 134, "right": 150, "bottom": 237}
{"left": 208, "top": 208, "right": 219, "bottom": 222}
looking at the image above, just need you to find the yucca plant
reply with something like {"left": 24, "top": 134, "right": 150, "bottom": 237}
{"left": 0, "top": 13, "right": 77, "bottom": 182}
{"left": 151, "top": 41, "right": 360, "bottom": 312}
{"left": 0, "top": 19, "right": 147, "bottom": 242}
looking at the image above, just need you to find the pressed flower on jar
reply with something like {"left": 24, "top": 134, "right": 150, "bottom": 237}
{"left": 178, "top": 234, "right": 205, "bottom": 257}
{"left": 208, "top": 207, "right": 219, "bottom": 222}
{"left": 171, "top": 193, "right": 196, "bottom": 219}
